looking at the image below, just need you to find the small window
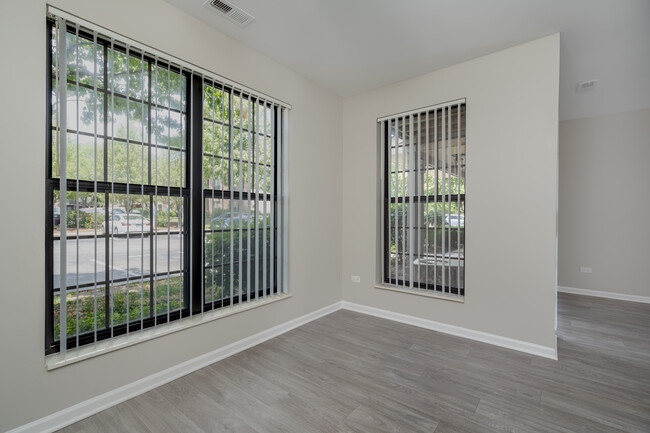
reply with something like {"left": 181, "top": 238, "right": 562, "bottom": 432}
{"left": 379, "top": 100, "right": 466, "bottom": 298}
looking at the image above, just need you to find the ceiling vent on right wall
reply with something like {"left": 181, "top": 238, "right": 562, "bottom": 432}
{"left": 576, "top": 79, "right": 599, "bottom": 93}
{"left": 204, "top": 0, "right": 255, "bottom": 27}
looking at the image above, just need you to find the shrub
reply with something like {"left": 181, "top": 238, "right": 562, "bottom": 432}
{"left": 66, "top": 210, "right": 105, "bottom": 229}
{"left": 204, "top": 228, "right": 272, "bottom": 298}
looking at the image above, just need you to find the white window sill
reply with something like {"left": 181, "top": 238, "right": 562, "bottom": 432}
{"left": 374, "top": 284, "right": 465, "bottom": 303}
{"left": 46, "top": 293, "right": 292, "bottom": 370}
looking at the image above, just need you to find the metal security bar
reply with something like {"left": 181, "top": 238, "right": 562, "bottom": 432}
{"left": 201, "top": 85, "right": 284, "bottom": 308}
{"left": 48, "top": 15, "right": 189, "bottom": 355}
{"left": 46, "top": 10, "right": 290, "bottom": 358}
{"left": 380, "top": 100, "right": 466, "bottom": 298}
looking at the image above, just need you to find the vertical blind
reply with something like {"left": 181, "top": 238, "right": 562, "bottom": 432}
{"left": 379, "top": 99, "right": 466, "bottom": 299}
{"left": 201, "top": 81, "right": 282, "bottom": 310}
{"left": 47, "top": 9, "right": 290, "bottom": 362}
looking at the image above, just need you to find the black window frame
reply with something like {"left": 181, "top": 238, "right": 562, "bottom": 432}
{"left": 45, "top": 19, "right": 281, "bottom": 355}
{"left": 381, "top": 105, "right": 466, "bottom": 297}
{"left": 200, "top": 80, "right": 281, "bottom": 310}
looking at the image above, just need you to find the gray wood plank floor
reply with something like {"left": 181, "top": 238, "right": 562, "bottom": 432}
{"left": 59, "top": 294, "right": 650, "bottom": 433}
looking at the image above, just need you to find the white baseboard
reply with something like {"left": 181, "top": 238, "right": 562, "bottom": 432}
{"left": 341, "top": 301, "right": 558, "bottom": 360}
{"left": 558, "top": 286, "right": 650, "bottom": 304}
{"left": 11, "top": 298, "right": 561, "bottom": 432}
{"left": 7, "top": 301, "right": 343, "bottom": 433}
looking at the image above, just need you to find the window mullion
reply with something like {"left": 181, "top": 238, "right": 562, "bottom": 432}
{"left": 401, "top": 117, "right": 407, "bottom": 290}
{"left": 190, "top": 73, "right": 204, "bottom": 315}
{"left": 408, "top": 114, "right": 415, "bottom": 291}
{"left": 139, "top": 50, "right": 146, "bottom": 329}
{"left": 246, "top": 95, "right": 252, "bottom": 302}
{"left": 238, "top": 94, "right": 243, "bottom": 305}
{"left": 254, "top": 99, "right": 260, "bottom": 300}
{"left": 210, "top": 83, "right": 217, "bottom": 311}
{"left": 421, "top": 113, "right": 426, "bottom": 290}
{"left": 393, "top": 119, "right": 398, "bottom": 285}
{"left": 457, "top": 105, "right": 462, "bottom": 294}
{"left": 148, "top": 62, "right": 154, "bottom": 319}
{"left": 55, "top": 17, "right": 69, "bottom": 356}
{"left": 270, "top": 105, "right": 275, "bottom": 296}
{"left": 229, "top": 91, "right": 235, "bottom": 307}
{"left": 433, "top": 110, "right": 438, "bottom": 292}
{"left": 45, "top": 20, "right": 55, "bottom": 351}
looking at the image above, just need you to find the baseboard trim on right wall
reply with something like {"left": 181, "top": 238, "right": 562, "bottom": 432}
{"left": 558, "top": 286, "right": 650, "bottom": 304}
{"left": 341, "top": 301, "right": 557, "bottom": 360}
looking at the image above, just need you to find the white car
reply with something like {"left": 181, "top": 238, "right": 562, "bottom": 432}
{"left": 445, "top": 214, "right": 465, "bottom": 227}
{"left": 101, "top": 214, "right": 151, "bottom": 235}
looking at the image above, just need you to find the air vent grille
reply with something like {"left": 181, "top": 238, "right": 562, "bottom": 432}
{"left": 204, "top": 0, "right": 255, "bottom": 27}
{"left": 210, "top": 0, "right": 232, "bottom": 14}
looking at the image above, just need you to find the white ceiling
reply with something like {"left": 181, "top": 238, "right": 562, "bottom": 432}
{"left": 163, "top": 0, "right": 650, "bottom": 121}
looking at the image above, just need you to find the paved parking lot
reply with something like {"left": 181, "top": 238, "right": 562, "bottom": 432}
{"left": 53, "top": 233, "right": 183, "bottom": 288}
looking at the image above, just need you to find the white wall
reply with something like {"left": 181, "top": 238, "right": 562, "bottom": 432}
{"left": 0, "top": 0, "right": 342, "bottom": 430}
{"left": 341, "top": 35, "right": 560, "bottom": 349}
{"left": 558, "top": 109, "right": 650, "bottom": 298}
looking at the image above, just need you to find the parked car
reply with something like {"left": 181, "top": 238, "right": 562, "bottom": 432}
{"left": 211, "top": 213, "right": 261, "bottom": 228}
{"left": 53, "top": 206, "right": 60, "bottom": 226}
{"left": 445, "top": 214, "right": 465, "bottom": 227}
{"left": 101, "top": 214, "right": 151, "bottom": 235}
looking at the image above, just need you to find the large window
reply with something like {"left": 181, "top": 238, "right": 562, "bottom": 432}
{"left": 202, "top": 84, "right": 279, "bottom": 308}
{"left": 46, "top": 13, "right": 288, "bottom": 359}
{"left": 379, "top": 100, "right": 466, "bottom": 298}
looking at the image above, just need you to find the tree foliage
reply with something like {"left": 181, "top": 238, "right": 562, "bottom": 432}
{"left": 53, "top": 30, "right": 186, "bottom": 187}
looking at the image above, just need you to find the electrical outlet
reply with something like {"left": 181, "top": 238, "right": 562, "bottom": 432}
{"left": 576, "top": 79, "right": 598, "bottom": 92}
{"left": 580, "top": 267, "right": 592, "bottom": 274}
{"left": 351, "top": 275, "right": 361, "bottom": 283}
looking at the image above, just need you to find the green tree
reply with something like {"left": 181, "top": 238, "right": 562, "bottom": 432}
{"left": 53, "top": 29, "right": 186, "bottom": 187}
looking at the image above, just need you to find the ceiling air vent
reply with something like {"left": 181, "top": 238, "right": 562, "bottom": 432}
{"left": 204, "top": 0, "right": 255, "bottom": 27}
